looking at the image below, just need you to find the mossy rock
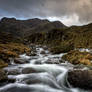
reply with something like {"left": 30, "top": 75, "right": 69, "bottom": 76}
{"left": 0, "top": 43, "right": 31, "bottom": 64}
{"left": 0, "top": 59, "right": 8, "bottom": 68}
{"left": 62, "top": 50, "right": 92, "bottom": 65}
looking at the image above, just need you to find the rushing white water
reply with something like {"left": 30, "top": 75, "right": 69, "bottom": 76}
{"left": 0, "top": 45, "right": 91, "bottom": 92}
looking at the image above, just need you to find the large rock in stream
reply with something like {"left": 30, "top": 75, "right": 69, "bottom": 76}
{"left": 14, "top": 58, "right": 30, "bottom": 64}
{"left": 22, "top": 68, "right": 38, "bottom": 74}
{"left": 68, "top": 70, "right": 92, "bottom": 90}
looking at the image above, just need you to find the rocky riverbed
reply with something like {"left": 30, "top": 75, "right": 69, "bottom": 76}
{"left": 0, "top": 45, "right": 92, "bottom": 92}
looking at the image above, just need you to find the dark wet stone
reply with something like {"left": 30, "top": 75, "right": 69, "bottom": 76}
{"left": 14, "top": 58, "right": 29, "bottom": 64}
{"left": 45, "top": 59, "right": 60, "bottom": 64}
{"left": 24, "top": 78, "right": 41, "bottom": 84}
{"left": 6, "top": 69, "right": 21, "bottom": 75}
{"left": 60, "top": 59, "right": 65, "bottom": 63}
{"left": 8, "top": 78, "right": 16, "bottom": 83}
{"left": 0, "top": 86, "right": 32, "bottom": 92}
{"left": 22, "top": 68, "right": 37, "bottom": 74}
{"left": 68, "top": 70, "right": 92, "bottom": 90}
{"left": 35, "top": 61, "right": 42, "bottom": 64}
{"left": 40, "top": 51, "right": 46, "bottom": 54}
{"left": 43, "top": 46, "right": 48, "bottom": 50}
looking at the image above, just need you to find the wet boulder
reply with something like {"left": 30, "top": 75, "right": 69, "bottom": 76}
{"left": 14, "top": 58, "right": 29, "bottom": 64}
{"left": 8, "top": 78, "right": 16, "bottom": 83}
{"left": 45, "top": 59, "right": 60, "bottom": 64}
{"left": 0, "top": 86, "right": 32, "bottom": 92}
{"left": 43, "top": 46, "right": 48, "bottom": 50}
{"left": 23, "top": 78, "right": 41, "bottom": 84}
{"left": 22, "top": 68, "right": 38, "bottom": 74}
{"left": 40, "top": 51, "right": 46, "bottom": 54}
{"left": 67, "top": 70, "right": 92, "bottom": 89}
{"left": 35, "top": 60, "right": 42, "bottom": 64}
{"left": 5, "top": 69, "right": 21, "bottom": 75}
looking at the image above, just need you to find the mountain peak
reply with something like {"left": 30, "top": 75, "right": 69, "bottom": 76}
{"left": 0, "top": 17, "right": 66, "bottom": 37}
{"left": 1, "top": 17, "right": 16, "bottom": 22}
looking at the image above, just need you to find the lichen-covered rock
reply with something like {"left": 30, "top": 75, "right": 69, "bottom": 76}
{"left": 67, "top": 70, "right": 92, "bottom": 89}
{"left": 62, "top": 50, "right": 92, "bottom": 65}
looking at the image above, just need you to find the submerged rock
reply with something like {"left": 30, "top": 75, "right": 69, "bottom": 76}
{"left": 67, "top": 70, "right": 92, "bottom": 89}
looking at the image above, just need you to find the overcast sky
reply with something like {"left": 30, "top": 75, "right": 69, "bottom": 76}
{"left": 0, "top": 0, "right": 92, "bottom": 26}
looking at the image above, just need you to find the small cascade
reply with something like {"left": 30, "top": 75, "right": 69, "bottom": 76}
{"left": 0, "top": 45, "right": 91, "bottom": 92}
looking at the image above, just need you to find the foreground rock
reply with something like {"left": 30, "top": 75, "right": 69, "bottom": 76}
{"left": 62, "top": 50, "right": 92, "bottom": 65}
{"left": 68, "top": 70, "right": 92, "bottom": 90}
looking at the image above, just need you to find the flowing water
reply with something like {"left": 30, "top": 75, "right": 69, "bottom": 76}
{"left": 0, "top": 45, "right": 91, "bottom": 92}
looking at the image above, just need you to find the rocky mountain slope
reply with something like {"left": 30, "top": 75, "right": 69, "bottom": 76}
{"left": 1, "top": 17, "right": 92, "bottom": 54}
{"left": 27, "top": 23, "right": 92, "bottom": 53}
{"left": 0, "top": 17, "right": 66, "bottom": 38}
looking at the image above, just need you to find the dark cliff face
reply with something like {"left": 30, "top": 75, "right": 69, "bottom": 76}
{"left": 0, "top": 17, "right": 66, "bottom": 38}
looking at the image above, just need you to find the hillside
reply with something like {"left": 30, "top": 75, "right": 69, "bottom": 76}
{"left": 0, "top": 17, "right": 66, "bottom": 38}
{"left": 27, "top": 22, "right": 92, "bottom": 53}
{"left": 1, "top": 17, "right": 92, "bottom": 54}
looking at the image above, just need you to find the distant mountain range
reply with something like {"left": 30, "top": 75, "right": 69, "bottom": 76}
{"left": 0, "top": 17, "right": 66, "bottom": 38}
{"left": 1, "top": 17, "right": 92, "bottom": 52}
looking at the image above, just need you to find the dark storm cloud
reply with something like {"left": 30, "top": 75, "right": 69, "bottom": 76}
{"left": 0, "top": 0, "right": 92, "bottom": 25}
{"left": 0, "top": 0, "right": 47, "bottom": 18}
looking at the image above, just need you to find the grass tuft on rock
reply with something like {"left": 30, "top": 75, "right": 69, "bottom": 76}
{"left": 62, "top": 50, "right": 92, "bottom": 65}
